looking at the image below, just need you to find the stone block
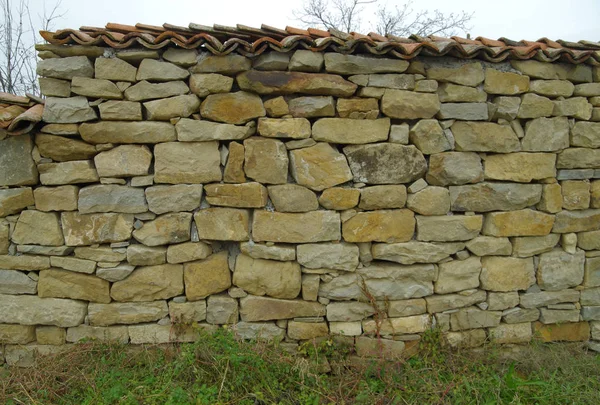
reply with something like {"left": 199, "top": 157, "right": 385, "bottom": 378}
{"left": 194, "top": 208, "right": 249, "bottom": 241}
{"left": 480, "top": 256, "right": 535, "bottom": 292}
{"left": 111, "top": 264, "right": 184, "bottom": 302}
{"left": 184, "top": 252, "right": 232, "bottom": 300}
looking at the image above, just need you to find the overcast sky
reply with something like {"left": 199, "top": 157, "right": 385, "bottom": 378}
{"left": 31, "top": 0, "right": 600, "bottom": 43}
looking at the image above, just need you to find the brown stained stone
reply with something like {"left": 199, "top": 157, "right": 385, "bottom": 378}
{"left": 111, "top": 264, "right": 184, "bottom": 302}
{"left": 253, "top": 210, "right": 340, "bottom": 243}
{"left": 257, "top": 118, "right": 311, "bottom": 139}
{"left": 12, "top": 210, "right": 64, "bottom": 246}
{"left": 483, "top": 69, "right": 529, "bottom": 95}
{"left": 557, "top": 148, "right": 600, "bottom": 169}
{"left": 243, "top": 137, "right": 288, "bottom": 185}
{"left": 35, "top": 134, "right": 97, "bottom": 162}
{"left": 343, "top": 143, "right": 427, "bottom": 185}
{"left": 289, "top": 143, "right": 353, "bottom": 191}
{"left": 480, "top": 257, "right": 536, "bottom": 292}
{"left": 483, "top": 209, "right": 555, "bottom": 237}
{"left": 154, "top": 141, "right": 221, "bottom": 184}
{"left": 192, "top": 53, "right": 251, "bottom": 74}
{"left": 263, "top": 96, "right": 290, "bottom": 117}
{"left": 189, "top": 73, "right": 234, "bottom": 97}
{"left": 452, "top": 122, "right": 520, "bottom": 152}
{"left": 381, "top": 89, "right": 440, "bottom": 119}
{"left": 239, "top": 296, "right": 325, "bottom": 322}
{"left": 204, "top": 182, "right": 268, "bottom": 208}
{"left": 176, "top": 119, "right": 255, "bottom": 142}
{"left": 318, "top": 187, "right": 360, "bottom": 210}
{"left": 553, "top": 97, "right": 593, "bottom": 120}
{"left": 237, "top": 70, "right": 357, "bottom": 97}
{"left": 0, "top": 255, "right": 50, "bottom": 270}
{"left": 529, "top": 80, "right": 574, "bottom": 98}
{"left": 136, "top": 59, "right": 189, "bottom": 81}
{"left": 562, "top": 180, "right": 591, "bottom": 210}
{"left": 233, "top": 254, "right": 301, "bottom": 299}
{"left": 223, "top": 141, "right": 246, "bottom": 183}
{"left": 200, "top": 92, "right": 265, "bottom": 125}
{"left": 336, "top": 98, "right": 379, "bottom": 119}
{"left": 194, "top": 208, "right": 250, "bottom": 241}
{"left": 312, "top": 118, "right": 389, "bottom": 144}
{"left": 132, "top": 213, "right": 192, "bottom": 246}
{"left": 127, "top": 245, "right": 166, "bottom": 266}
{"left": 484, "top": 153, "right": 556, "bottom": 182}
{"left": 42, "top": 97, "right": 97, "bottom": 124}
{"left": 437, "top": 83, "right": 487, "bottom": 102}
{"left": 0, "top": 294, "right": 87, "bottom": 327}
{"left": 522, "top": 117, "right": 570, "bottom": 152}
{"left": 184, "top": 251, "right": 231, "bottom": 300}
{"left": 359, "top": 185, "right": 407, "bottom": 210}
{"left": 416, "top": 215, "right": 482, "bottom": 242}
{"left": 0, "top": 325, "right": 36, "bottom": 344}
{"left": 268, "top": 184, "right": 319, "bottom": 212}
{"left": 0, "top": 224, "right": 8, "bottom": 254}
{"left": 167, "top": 242, "right": 212, "bottom": 264}
{"left": 0, "top": 188, "right": 34, "bottom": 217}
{"left": 38, "top": 269, "right": 110, "bottom": 303}
{"left": 38, "top": 161, "right": 99, "bottom": 186}
{"left": 94, "top": 145, "right": 152, "bottom": 178}
{"left": 0, "top": 135, "right": 38, "bottom": 187}
{"left": 426, "top": 62, "right": 484, "bottom": 87}
{"left": 77, "top": 185, "right": 148, "bottom": 214}
{"left": 533, "top": 321, "right": 590, "bottom": 342}
{"left": 342, "top": 209, "right": 415, "bottom": 243}
{"left": 80, "top": 121, "right": 176, "bottom": 144}
{"left": 288, "top": 321, "right": 329, "bottom": 340}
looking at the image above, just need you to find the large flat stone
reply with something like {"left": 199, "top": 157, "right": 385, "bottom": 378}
{"left": 144, "top": 94, "right": 200, "bottom": 121}
{"left": 243, "top": 137, "right": 289, "bottom": 185}
{"left": 452, "top": 122, "right": 520, "bottom": 152}
{"left": 312, "top": 118, "right": 389, "bottom": 144}
{"left": 35, "top": 134, "right": 97, "bottom": 162}
{"left": 37, "top": 55, "right": 93, "bottom": 80}
{"left": 175, "top": 119, "right": 254, "bottom": 141}
{"left": 372, "top": 241, "right": 465, "bottom": 265}
{"left": 12, "top": 210, "right": 64, "bottom": 246}
{"left": 94, "top": 145, "right": 153, "bottom": 178}
{"left": 484, "top": 152, "right": 556, "bottom": 182}
{"left": 233, "top": 254, "right": 301, "bottom": 299}
{"left": 480, "top": 256, "right": 535, "bottom": 292}
{"left": 184, "top": 252, "right": 232, "bottom": 300}
{"left": 145, "top": 185, "right": 203, "bottom": 215}
{"left": 80, "top": 121, "right": 176, "bottom": 144}
{"left": 61, "top": 212, "right": 133, "bottom": 246}
{"left": 426, "top": 152, "right": 483, "bottom": 186}
{"left": 154, "top": 141, "right": 221, "bottom": 184}
{"left": 204, "top": 182, "right": 268, "bottom": 208}
{"left": 200, "top": 92, "right": 265, "bottom": 125}
{"left": 132, "top": 212, "right": 192, "bottom": 246}
{"left": 324, "top": 54, "right": 409, "bottom": 74}
{"left": 483, "top": 209, "right": 555, "bottom": 237}
{"left": 124, "top": 80, "right": 189, "bottom": 101}
{"left": 537, "top": 249, "right": 585, "bottom": 291}
{"left": 342, "top": 209, "right": 415, "bottom": 243}
{"left": 42, "top": 97, "right": 97, "bottom": 123}
{"left": 252, "top": 210, "right": 340, "bottom": 243}
{"left": 78, "top": 185, "right": 148, "bottom": 214}
{"left": 416, "top": 215, "right": 482, "bottom": 242}
{"left": 194, "top": 208, "right": 249, "bottom": 241}
{"left": 290, "top": 143, "right": 353, "bottom": 191}
{"left": 0, "top": 188, "right": 34, "bottom": 217}
{"left": 522, "top": 117, "right": 569, "bottom": 151}
{"left": 426, "top": 62, "right": 484, "bottom": 87}
{"left": 38, "top": 160, "right": 99, "bottom": 185}
{"left": 297, "top": 242, "right": 359, "bottom": 272}
{"left": 239, "top": 296, "right": 325, "bottom": 321}
{"left": 0, "top": 135, "right": 38, "bottom": 186}
{"left": 71, "top": 77, "right": 122, "bottom": 99}
{"left": 111, "top": 264, "right": 184, "bottom": 302}
{"left": 449, "top": 183, "right": 542, "bottom": 212}
{"left": 381, "top": 89, "right": 440, "bottom": 119}
{"left": 237, "top": 70, "right": 357, "bottom": 97}
{"left": 0, "top": 270, "right": 37, "bottom": 294}
{"left": 38, "top": 269, "right": 110, "bottom": 303}
{"left": 0, "top": 294, "right": 87, "bottom": 327}
{"left": 552, "top": 209, "right": 600, "bottom": 233}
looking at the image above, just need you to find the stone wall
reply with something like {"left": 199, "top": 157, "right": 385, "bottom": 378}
{"left": 1, "top": 46, "right": 600, "bottom": 365}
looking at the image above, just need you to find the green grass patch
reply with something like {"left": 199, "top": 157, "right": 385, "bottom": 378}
{"left": 1, "top": 328, "right": 599, "bottom": 404}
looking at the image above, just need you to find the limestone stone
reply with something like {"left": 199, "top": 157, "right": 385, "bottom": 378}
{"left": 318, "top": 187, "right": 360, "bottom": 210}
{"left": 12, "top": 210, "right": 63, "bottom": 246}
{"left": 552, "top": 209, "right": 600, "bottom": 233}
{"left": 516, "top": 93, "right": 554, "bottom": 118}
{"left": 71, "top": 77, "right": 122, "bottom": 99}
{"left": 184, "top": 252, "right": 231, "bottom": 300}
{"left": 512, "top": 234, "right": 561, "bottom": 257}
{"left": 111, "top": 264, "right": 183, "bottom": 302}
{"left": 223, "top": 142, "right": 246, "bottom": 183}
{"left": 435, "top": 257, "right": 481, "bottom": 294}
{"left": 252, "top": 210, "right": 340, "bottom": 243}
{"left": 522, "top": 117, "right": 569, "bottom": 152}
{"left": 239, "top": 70, "right": 359, "bottom": 97}
{"left": 289, "top": 50, "right": 324, "bottom": 72}
{"left": 94, "top": 145, "right": 152, "bottom": 178}
{"left": 562, "top": 180, "right": 590, "bottom": 210}
{"left": 124, "top": 80, "right": 189, "bottom": 101}
{"left": 66, "top": 325, "right": 128, "bottom": 343}
{"left": 452, "top": 122, "right": 520, "bottom": 152}
{"left": 50, "top": 256, "right": 95, "bottom": 274}
{"left": 344, "top": 143, "right": 426, "bottom": 184}
{"left": 437, "top": 103, "right": 489, "bottom": 121}
{"left": 537, "top": 183, "right": 563, "bottom": 213}
{"left": 359, "top": 185, "right": 407, "bottom": 210}
{"left": 243, "top": 137, "right": 288, "bottom": 184}
{"left": 571, "top": 122, "right": 600, "bottom": 148}
{"left": 557, "top": 148, "right": 600, "bottom": 169}
{"left": 363, "top": 315, "right": 431, "bottom": 336}
{"left": 80, "top": 121, "right": 176, "bottom": 144}
{"left": 416, "top": 215, "right": 482, "bottom": 242}
{"left": 268, "top": 184, "right": 318, "bottom": 212}
{"left": 480, "top": 256, "right": 535, "bottom": 292}
{"left": 533, "top": 321, "right": 590, "bottom": 342}
{"left": 37, "top": 56, "right": 93, "bottom": 80}
{"left": 0, "top": 135, "right": 38, "bottom": 186}
{"left": 206, "top": 295, "right": 238, "bottom": 324}
{"left": 189, "top": 73, "right": 233, "bottom": 97}
{"left": 38, "top": 269, "right": 110, "bottom": 303}
{"left": 95, "top": 57, "right": 137, "bottom": 82}
{"left": 169, "top": 301, "right": 207, "bottom": 323}
{"left": 194, "top": 208, "right": 249, "bottom": 241}
{"left": 38, "top": 160, "right": 99, "bottom": 185}
{"left": 320, "top": 262, "right": 435, "bottom": 301}
{"left": 36, "top": 326, "right": 66, "bottom": 345}
{"left": 407, "top": 187, "right": 450, "bottom": 215}
{"left": 579, "top": 230, "right": 600, "bottom": 252}
{"left": 78, "top": 185, "right": 148, "bottom": 214}
{"left": 205, "top": 182, "right": 268, "bottom": 208}
{"left": 193, "top": 53, "right": 251, "bottom": 74}
{"left": 297, "top": 242, "right": 359, "bottom": 272}
{"left": 553, "top": 97, "right": 593, "bottom": 120}
{"left": 35, "top": 134, "right": 97, "bottom": 162}
{"left": 133, "top": 213, "right": 192, "bottom": 246}
{"left": 425, "top": 290, "right": 487, "bottom": 313}
{"left": 0, "top": 270, "right": 37, "bottom": 294}
{"left": 302, "top": 274, "right": 319, "bottom": 301}
{"left": 96, "top": 265, "right": 135, "bottom": 282}
{"left": 289, "top": 143, "right": 352, "bottom": 191}
{"left": 233, "top": 254, "right": 301, "bottom": 299}
{"left": 324, "top": 53, "right": 408, "bottom": 74}
{"left": 445, "top": 329, "right": 486, "bottom": 348}
{"left": 240, "top": 243, "right": 295, "bottom": 262}
{"left": 145, "top": 185, "right": 203, "bottom": 215}
{"left": 0, "top": 224, "right": 7, "bottom": 254}
{"left": 42, "top": 97, "right": 97, "bottom": 123}
{"left": 286, "top": 321, "right": 328, "bottom": 340}
{"left": 343, "top": 209, "right": 415, "bottom": 243}
{"left": 388, "top": 299, "right": 427, "bottom": 317}
{"left": 154, "top": 141, "right": 221, "bottom": 184}
{"left": 484, "top": 69, "right": 529, "bottom": 95}
{"left": 487, "top": 292, "right": 519, "bottom": 310}
{"left": 381, "top": 89, "right": 440, "bottom": 119}
{"left": 437, "top": 83, "right": 487, "bottom": 102}
{"left": 537, "top": 249, "right": 585, "bottom": 291}
{"left": 126, "top": 244, "right": 166, "bottom": 266}
{"left": 372, "top": 241, "right": 465, "bottom": 265}
{"left": 492, "top": 96, "right": 521, "bottom": 120}
{"left": 0, "top": 325, "right": 35, "bottom": 345}
{"left": 409, "top": 119, "right": 452, "bottom": 154}
{"left": 415, "top": 80, "right": 438, "bottom": 93}
{"left": 426, "top": 62, "right": 484, "bottom": 87}
{"left": 39, "top": 77, "right": 71, "bottom": 97}
{"left": 484, "top": 152, "right": 556, "bottom": 182}
{"left": 483, "top": 209, "right": 554, "bottom": 237}
{"left": 312, "top": 118, "right": 389, "bottom": 144}
{"left": 166, "top": 242, "right": 212, "bottom": 264}
{"left": 529, "top": 80, "right": 574, "bottom": 97}
{"left": 574, "top": 83, "right": 600, "bottom": 96}
{"left": 257, "top": 118, "right": 311, "bottom": 139}
{"left": 503, "top": 308, "right": 540, "bottom": 323}
{"left": 115, "top": 49, "right": 160, "bottom": 63}
{"left": 144, "top": 95, "right": 200, "bottom": 121}
{"left": 263, "top": 96, "right": 289, "bottom": 117}
{"left": 240, "top": 296, "right": 325, "bottom": 322}
{"left": 336, "top": 98, "right": 379, "bottom": 119}
{"left": 288, "top": 96, "right": 335, "bottom": 117}
{"left": 0, "top": 188, "right": 34, "bottom": 217}
{"left": 326, "top": 302, "right": 374, "bottom": 322}
{"left": 489, "top": 323, "right": 532, "bottom": 344}
{"left": 0, "top": 255, "right": 50, "bottom": 270}
{"left": 136, "top": 59, "right": 189, "bottom": 81}
{"left": 426, "top": 152, "right": 483, "bottom": 186}
{"left": 450, "top": 307, "right": 501, "bottom": 331}
{"left": 88, "top": 301, "right": 169, "bottom": 326}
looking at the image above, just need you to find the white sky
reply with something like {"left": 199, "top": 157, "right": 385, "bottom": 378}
{"left": 30, "top": 0, "right": 600, "bottom": 42}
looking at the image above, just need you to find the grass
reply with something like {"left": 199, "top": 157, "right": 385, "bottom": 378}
{"left": 1, "top": 328, "right": 600, "bottom": 405}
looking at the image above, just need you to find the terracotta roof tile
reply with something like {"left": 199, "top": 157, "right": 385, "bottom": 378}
{"left": 0, "top": 94, "right": 43, "bottom": 136}
{"left": 38, "top": 23, "right": 600, "bottom": 65}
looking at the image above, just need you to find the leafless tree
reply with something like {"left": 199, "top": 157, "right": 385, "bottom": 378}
{"left": 294, "top": 0, "right": 473, "bottom": 37}
{"left": 0, "top": 0, "right": 63, "bottom": 96}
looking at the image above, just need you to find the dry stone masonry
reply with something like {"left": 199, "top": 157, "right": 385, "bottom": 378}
{"left": 1, "top": 44, "right": 600, "bottom": 365}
